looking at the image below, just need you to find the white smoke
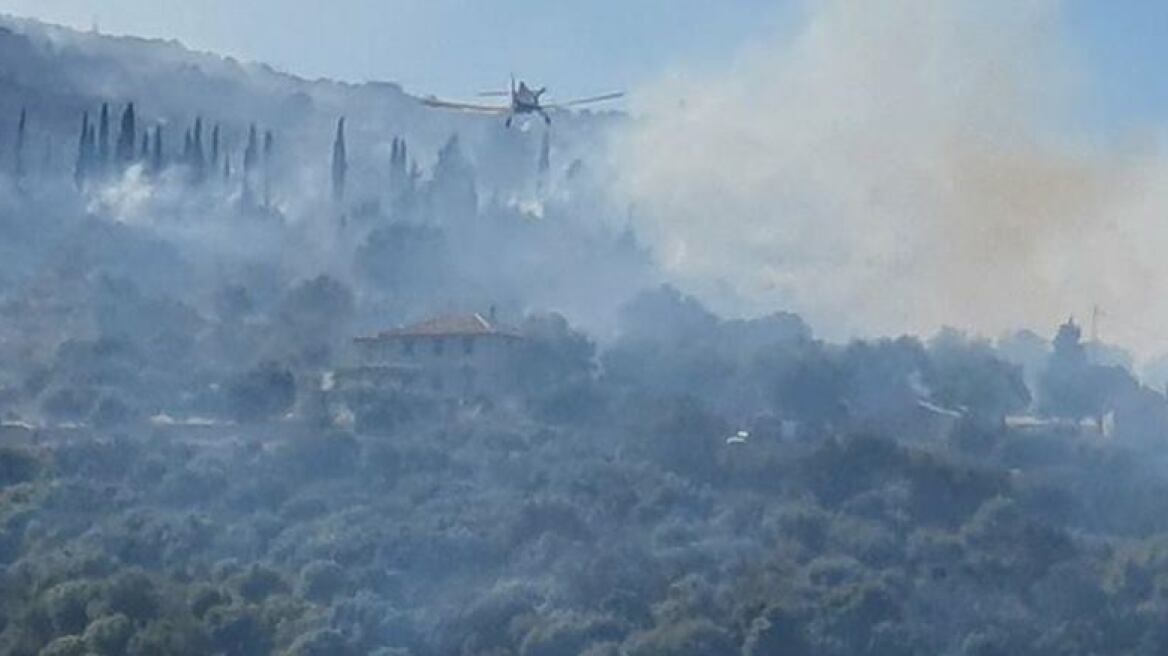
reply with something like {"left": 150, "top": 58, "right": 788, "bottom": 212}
{"left": 617, "top": 0, "right": 1168, "bottom": 358}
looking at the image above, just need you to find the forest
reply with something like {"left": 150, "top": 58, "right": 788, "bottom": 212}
{"left": 1, "top": 12, "right": 1168, "bottom": 656}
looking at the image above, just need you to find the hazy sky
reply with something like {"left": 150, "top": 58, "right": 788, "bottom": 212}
{"left": 0, "top": 0, "right": 794, "bottom": 102}
{"left": 0, "top": 0, "right": 1162, "bottom": 128}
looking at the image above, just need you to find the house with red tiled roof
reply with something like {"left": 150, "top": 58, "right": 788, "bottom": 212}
{"left": 339, "top": 310, "right": 524, "bottom": 399}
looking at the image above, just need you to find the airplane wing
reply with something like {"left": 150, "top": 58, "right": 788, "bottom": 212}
{"left": 546, "top": 92, "right": 625, "bottom": 109}
{"left": 420, "top": 97, "right": 510, "bottom": 115}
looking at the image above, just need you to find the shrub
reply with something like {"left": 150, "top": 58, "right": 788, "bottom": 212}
{"left": 624, "top": 618, "right": 737, "bottom": 656}
{"left": 204, "top": 605, "right": 272, "bottom": 656}
{"left": 42, "top": 580, "right": 103, "bottom": 635}
{"left": 105, "top": 569, "right": 160, "bottom": 621}
{"left": 519, "top": 611, "right": 627, "bottom": 656}
{"left": 189, "top": 585, "right": 230, "bottom": 619}
{"left": 224, "top": 362, "right": 295, "bottom": 423}
{"left": 38, "top": 635, "right": 87, "bottom": 656}
{"left": 83, "top": 613, "right": 133, "bottom": 655}
{"left": 287, "top": 628, "right": 353, "bottom": 656}
{"left": 297, "top": 560, "right": 346, "bottom": 603}
{"left": 233, "top": 564, "right": 287, "bottom": 603}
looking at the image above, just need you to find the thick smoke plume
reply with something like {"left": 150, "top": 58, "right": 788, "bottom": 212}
{"left": 618, "top": 0, "right": 1168, "bottom": 358}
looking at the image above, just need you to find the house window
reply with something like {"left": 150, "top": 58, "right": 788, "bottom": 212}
{"left": 433, "top": 338, "right": 445, "bottom": 356}
{"left": 463, "top": 336, "right": 475, "bottom": 356}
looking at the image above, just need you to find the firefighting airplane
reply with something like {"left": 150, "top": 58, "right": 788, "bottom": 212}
{"left": 421, "top": 77, "right": 624, "bottom": 127}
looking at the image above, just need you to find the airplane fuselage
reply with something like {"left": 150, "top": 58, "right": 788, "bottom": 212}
{"left": 508, "top": 82, "right": 550, "bottom": 125}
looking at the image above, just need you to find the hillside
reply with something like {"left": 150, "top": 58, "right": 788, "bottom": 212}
{"left": 4, "top": 13, "right": 1168, "bottom": 656}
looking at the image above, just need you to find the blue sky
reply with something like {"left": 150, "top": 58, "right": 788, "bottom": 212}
{"left": 1063, "top": 0, "right": 1168, "bottom": 129}
{"left": 0, "top": 1, "right": 1162, "bottom": 130}
{"left": 0, "top": 0, "right": 793, "bottom": 102}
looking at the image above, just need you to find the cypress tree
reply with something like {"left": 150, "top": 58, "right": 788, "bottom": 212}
{"left": 399, "top": 138, "right": 410, "bottom": 193}
{"left": 210, "top": 124, "right": 220, "bottom": 171}
{"left": 97, "top": 103, "right": 110, "bottom": 169}
{"left": 242, "top": 124, "right": 259, "bottom": 204}
{"left": 151, "top": 125, "right": 163, "bottom": 174}
{"left": 87, "top": 123, "right": 97, "bottom": 164}
{"left": 243, "top": 124, "right": 258, "bottom": 174}
{"left": 331, "top": 117, "right": 347, "bottom": 202}
{"left": 389, "top": 137, "right": 400, "bottom": 193}
{"left": 191, "top": 117, "right": 205, "bottom": 181}
{"left": 74, "top": 111, "right": 90, "bottom": 188}
{"left": 14, "top": 107, "right": 26, "bottom": 179}
{"left": 116, "top": 103, "right": 136, "bottom": 164}
{"left": 263, "top": 130, "right": 274, "bottom": 208}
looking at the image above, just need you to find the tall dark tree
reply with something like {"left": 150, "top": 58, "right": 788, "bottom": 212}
{"left": 210, "top": 123, "right": 220, "bottom": 173}
{"left": 263, "top": 130, "right": 274, "bottom": 207}
{"left": 389, "top": 136, "right": 409, "bottom": 196}
{"left": 97, "top": 102, "right": 111, "bottom": 169}
{"left": 242, "top": 124, "right": 259, "bottom": 205}
{"left": 115, "top": 103, "right": 136, "bottom": 165}
{"left": 331, "top": 117, "right": 347, "bottom": 202}
{"left": 86, "top": 123, "right": 97, "bottom": 165}
{"left": 74, "top": 111, "right": 90, "bottom": 188}
{"left": 151, "top": 125, "right": 163, "bottom": 174}
{"left": 190, "top": 117, "right": 205, "bottom": 182}
{"left": 1039, "top": 318, "right": 1137, "bottom": 428}
{"left": 13, "top": 107, "right": 26, "bottom": 179}
{"left": 243, "top": 124, "right": 259, "bottom": 174}
{"left": 140, "top": 132, "right": 149, "bottom": 161}
{"left": 1039, "top": 319, "right": 1089, "bottom": 420}
{"left": 430, "top": 133, "right": 477, "bottom": 222}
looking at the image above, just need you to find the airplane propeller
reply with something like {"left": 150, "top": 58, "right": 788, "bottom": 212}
{"left": 421, "top": 74, "right": 623, "bottom": 128}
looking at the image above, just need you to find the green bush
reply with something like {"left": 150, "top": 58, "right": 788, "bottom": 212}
{"left": 624, "top": 619, "right": 737, "bottom": 656}
{"left": 297, "top": 560, "right": 346, "bottom": 603}
{"left": 104, "top": 570, "right": 160, "bottom": 622}
{"left": 233, "top": 564, "right": 287, "bottom": 603}
{"left": 83, "top": 613, "right": 133, "bottom": 655}
{"left": 37, "top": 635, "right": 86, "bottom": 656}
{"left": 42, "top": 580, "right": 103, "bottom": 636}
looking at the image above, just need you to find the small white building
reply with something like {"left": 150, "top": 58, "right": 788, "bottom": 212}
{"left": 339, "top": 312, "right": 524, "bottom": 399}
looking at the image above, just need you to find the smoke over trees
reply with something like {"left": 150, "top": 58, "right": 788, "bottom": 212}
{"left": 3, "top": 11, "right": 1168, "bottom": 656}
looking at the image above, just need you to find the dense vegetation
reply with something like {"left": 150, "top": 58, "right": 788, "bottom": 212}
{"left": 4, "top": 285, "right": 1168, "bottom": 655}
{"left": 1, "top": 14, "right": 1168, "bottom": 656}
